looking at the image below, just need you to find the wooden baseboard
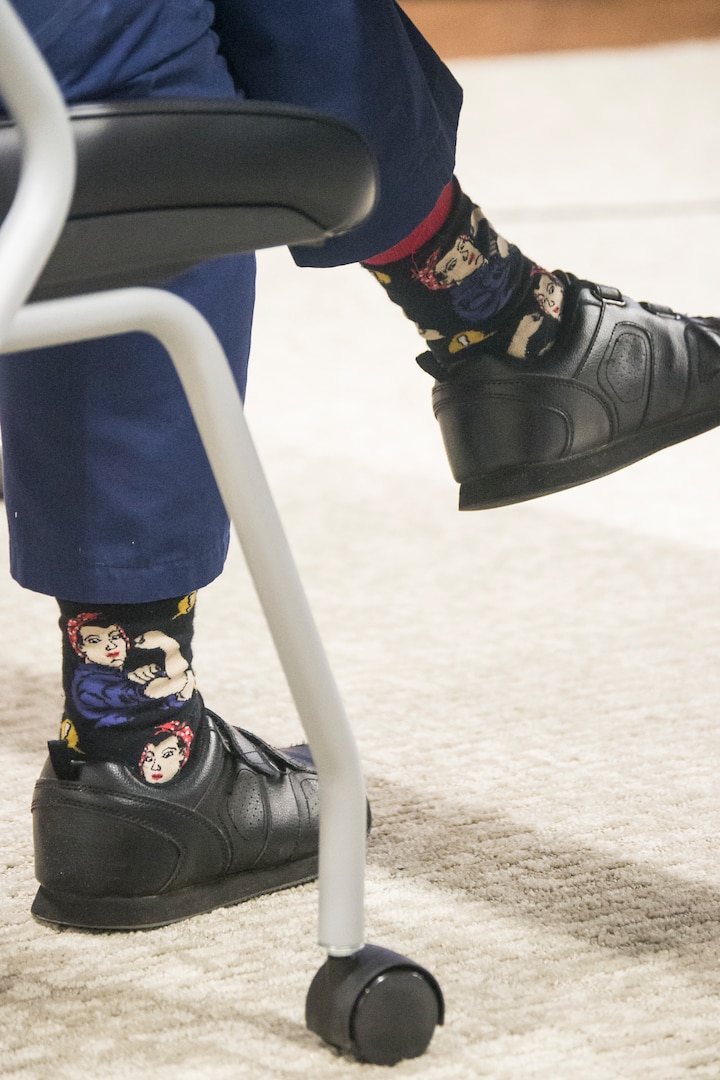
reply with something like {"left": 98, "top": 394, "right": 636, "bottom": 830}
{"left": 400, "top": 0, "right": 720, "bottom": 57}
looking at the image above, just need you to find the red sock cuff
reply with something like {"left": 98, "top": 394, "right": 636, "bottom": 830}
{"left": 363, "top": 180, "right": 456, "bottom": 266}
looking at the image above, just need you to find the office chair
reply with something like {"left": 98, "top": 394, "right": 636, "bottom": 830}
{"left": 0, "top": 0, "right": 443, "bottom": 1065}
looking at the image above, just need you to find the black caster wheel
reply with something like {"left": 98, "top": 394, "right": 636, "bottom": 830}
{"left": 306, "top": 943, "right": 444, "bottom": 1066}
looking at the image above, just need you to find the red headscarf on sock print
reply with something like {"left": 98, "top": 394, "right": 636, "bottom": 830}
{"left": 66, "top": 612, "right": 131, "bottom": 657}
{"left": 411, "top": 247, "right": 454, "bottom": 290}
{"left": 139, "top": 718, "right": 195, "bottom": 771}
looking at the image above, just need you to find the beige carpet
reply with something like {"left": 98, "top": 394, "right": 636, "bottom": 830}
{"left": 2, "top": 39, "right": 720, "bottom": 1079}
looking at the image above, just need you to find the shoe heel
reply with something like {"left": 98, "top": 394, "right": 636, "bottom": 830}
{"left": 432, "top": 381, "right": 571, "bottom": 508}
{"left": 432, "top": 369, "right": 618, "bottom": 509}
{"left": 32, "top": 783, "right": 184, "bottom": 900}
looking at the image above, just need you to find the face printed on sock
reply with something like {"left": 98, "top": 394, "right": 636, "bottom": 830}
{"left": 434, "top": 235, "right": 485, "bottom": 286}
{"left": 65, "top": 611, "right": 196, "bottom": 757}
{"left": 76, "top": 623, "right": 129, "bottom": 668}
{"left": 369, "top": 184, "right": 565, "bottom": 368}
{"left": 139, "top": 735, "right": 185, "bottom": 783}
{"left": 533, "top": 273, "right": 564, "bottom": 320}
{"left": 60, "top": 599, "right": 200, "bottom": 771}
{"left": 411, "top": 210, "right": 521, "bottom": 342}
{"left": 138, "top": 720, "right": 194, "bottom": 783}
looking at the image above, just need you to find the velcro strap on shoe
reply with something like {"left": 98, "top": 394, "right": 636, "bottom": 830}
{"left": 207, "top": 710, "right": 315, "bottom": 776}
{"left": 592, "top": 283, "right": 624, "bottom": 304}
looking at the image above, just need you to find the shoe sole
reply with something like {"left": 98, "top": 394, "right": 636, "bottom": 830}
{"left": 458, "top": 409, "right": 720, "bottom": 510}
{"left": 31, "top": 854, "right": 318, "bottom": 931}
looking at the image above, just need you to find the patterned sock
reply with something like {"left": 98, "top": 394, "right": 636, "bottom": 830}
{"left": 56, "top": 592, "right": 202, "bottom": 785}
{"left": 363, "top": 178, "right": 565, "bottom": 372}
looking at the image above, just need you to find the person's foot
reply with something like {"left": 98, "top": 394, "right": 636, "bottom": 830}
{"left": 425, "top": 273, "right": 720, "bottom": 508}
{"left": 31, "top": 710, "right": 320, "bottom": 930}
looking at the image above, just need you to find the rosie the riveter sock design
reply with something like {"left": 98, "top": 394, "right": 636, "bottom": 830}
{"left": 364, "top": 179, "right": 565, "bottom": 371}
{"left": 57, "top": 593, "right": 201, "bottom": 785}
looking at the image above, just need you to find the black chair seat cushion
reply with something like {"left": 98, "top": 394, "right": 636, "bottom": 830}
{"left": 0, "top": 99, "right": 377, "bottom": 299}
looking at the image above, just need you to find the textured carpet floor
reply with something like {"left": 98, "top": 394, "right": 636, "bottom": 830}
{"left": 2, "top": 39, "right": 720, "bottom": 1080}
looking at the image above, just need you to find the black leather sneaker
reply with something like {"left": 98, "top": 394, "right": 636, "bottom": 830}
{"left": 31, "top": 710, "right": 320, "bottom": 930}
{"left": 426, "top": 273, "right": 720, "bottom": 509}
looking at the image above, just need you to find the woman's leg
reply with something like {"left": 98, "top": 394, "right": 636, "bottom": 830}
{"left": 215, "top": 0, "right": 720, "bottom": 509}
{"left": 5, "top": 1, "right": 319, "bottom": 931}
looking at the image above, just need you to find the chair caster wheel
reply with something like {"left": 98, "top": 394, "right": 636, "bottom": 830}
{"left": 306, "top": 943, "right": 444, "bottom": 1066}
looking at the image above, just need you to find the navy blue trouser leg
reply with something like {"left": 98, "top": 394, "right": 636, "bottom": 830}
{"left": 2, "top": 0, "right": 461, "bottom": 601}
{"left": 213, "top": 0, "right": 463, "bottom": 265}
{"left": 3, "top": 0, "right": 254, "bottom": 602}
